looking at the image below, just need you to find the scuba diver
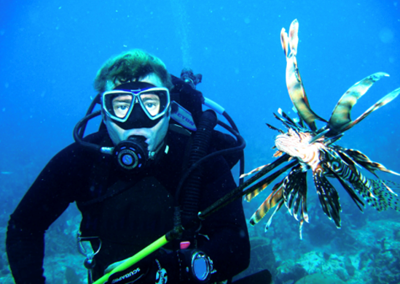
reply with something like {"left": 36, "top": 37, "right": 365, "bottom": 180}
{"left": 6, "top": 49, "right": 263, "bottom": 283}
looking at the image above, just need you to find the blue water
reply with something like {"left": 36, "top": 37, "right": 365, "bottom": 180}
{"left": 1, "top": 0, "right": 400, "bottom": 283}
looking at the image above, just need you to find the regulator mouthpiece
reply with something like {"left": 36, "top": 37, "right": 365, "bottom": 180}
{"left": 113, "top": 136, "right": 148, "bottom": 171}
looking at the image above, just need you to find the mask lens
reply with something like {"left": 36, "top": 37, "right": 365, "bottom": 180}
{"left": 112, "top": 93, "right": 133, "bottom": 119}
{"left": 140, "top": 93, "right": 161, "bottom": 117}
{"left": 103, "top": 91, "right": 133, "bottom": 120}
{"left": 139, "top": 89, "right": 169, "bottom": 118}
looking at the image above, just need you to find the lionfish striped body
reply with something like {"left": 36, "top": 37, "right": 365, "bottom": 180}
{"left": 243, "top": 19, "right": 400, "bottom": 238}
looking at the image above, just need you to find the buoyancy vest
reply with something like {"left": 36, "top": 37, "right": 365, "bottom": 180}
{"left": 77, "top": 175, "right": 176, "bottom": 278}
{"left": 75, "top": 128, "right": 191, "bottom": 278}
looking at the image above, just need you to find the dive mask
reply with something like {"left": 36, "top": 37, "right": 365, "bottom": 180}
{"left": 102, "top": 81, "right": 170, "bottom": 129}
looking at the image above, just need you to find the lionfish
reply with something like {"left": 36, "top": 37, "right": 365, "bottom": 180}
{"left": 242, "top": 19, "right": 400, "bottom": 238}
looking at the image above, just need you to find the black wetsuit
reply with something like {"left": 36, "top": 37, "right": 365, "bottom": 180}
{"left": 6, "top": 128, "right": 250, "bottom": 283}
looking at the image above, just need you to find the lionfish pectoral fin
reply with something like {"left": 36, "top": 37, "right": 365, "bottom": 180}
{"left": 244, "top": 160, "right": 296, "bottom": 201}
{"left": 245, "top": 180, "right": 269, "bottom": 202}
{"left": 342, "top": 147, "right": 400, "bottom": 177}
{"left": 341, "top": 86, "right": 400, "bottom": 133}
{"left": 302, "top": 191, "right": 309, "bottom": 223}
{"left": 328, "top": 72, "right": 389, "bottom": 135}
{"left": 313, "top": 168, "right": 342, "bottom": 228}
{"left": 328, "top": 167, "right": 365, "bottom": 212}
{"left": 380, "top": 180, "right": 398, "bottom": 196}
{"left": 240, "top": 153, "right": 290, "bottom": 179}
{"left": 293, "top": 177, "right": 308, "bottom": 222}
{"left": 249, "top": 183, "right": 284, "bottom": 225}
{"left": 265, "top": 200, "right": 285, "bottom": 233}
{"left": 369, "top": 180, "right": 400, "bottom": 211}
{"left": 241, "top": 164, "right": 269, "bottom": 179}
{"left": 299, "top": 218, "right": 304, "bottom": 240}
{"left": 283, "top": 166, "right": 307, "bottom": 221}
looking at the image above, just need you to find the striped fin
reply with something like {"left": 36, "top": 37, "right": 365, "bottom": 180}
{"left": 329, "top": 149, "right": 375, "bottom": 200}
{"left": 340, "top": 86, "right": 400, "bottom": 133}
{"left": 313, "top": 166, "right": 342, "bottom": 228}
{"left": 328, "top": 72, "right": 389, "bottom": 135}
{"left": 265, "top": 199, "right": 285, "bottom": 233}
{"left": 337, "top": 146, "right": 400, "bottom": 176}
{"left": 282, "top": 165, "right": 308, "bottom": 222}
{"left": 245, "top": 179, "right": 269, "bottom": 202}
{"left": 245, "top": 161, "right": 296, "bottom": 201}
{"left": 250, "top": 181, "right": 284, "bottom": 225}
{"left": 240, "top": 153, "right": 290, "bottom": 179}
{"left": 299, "top": 218, "right": 305, "bottom": 240}
{"left": 330, "top": 148, "right": 399, "bottom": 207}
{"left": 367, "top": 180, "right": 400, "bottom": 211}
{"left": 301, "top": 185, "right": 309, "bottom": 223}
{"left": 281, "top": 19, "right": 326, "bottom": 132}
{"left": 291, "top": 172, "right": 308, "bottom": 222}
{"left": 325, "top": 164, "right": 365, "bottom": 211}
{"left": 240, "top": 164, "right": 269, "bottom": 179}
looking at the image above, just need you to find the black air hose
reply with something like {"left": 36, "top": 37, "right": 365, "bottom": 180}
{"left": 180, "top": 109, "right": 217, "bottom": 227}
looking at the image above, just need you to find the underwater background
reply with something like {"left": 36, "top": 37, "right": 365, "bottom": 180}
{"left": 1, "top": 0, "right": 400, "bottom": 283}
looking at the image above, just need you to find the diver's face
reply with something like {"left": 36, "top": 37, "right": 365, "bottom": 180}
{"left": 103, "top": 73, "right": 170, "bottom": 152}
